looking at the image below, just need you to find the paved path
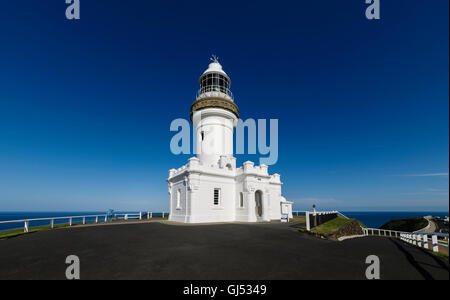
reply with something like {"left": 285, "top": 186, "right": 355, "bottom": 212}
{"left": 0, "top": 222, "right": 448, "bottom": 280}
{"left": 421, "top": 216, "right": 437, "bottom": 233}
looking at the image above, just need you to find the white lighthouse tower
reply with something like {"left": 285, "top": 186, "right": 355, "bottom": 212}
{"left": 192, "top": 56, "right": 238, "bottom": 168}
{"left": 168, "top": 57, "right": 292, "bottom": 223}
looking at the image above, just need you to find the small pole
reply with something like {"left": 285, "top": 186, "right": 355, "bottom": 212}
{"left": 95, "top": 216, "right": 98, "bottom": 223}
{"left": 69, "top": 217, "right": 72, "bottom": 226}
{"left": 423, "top": 234, "right": 428, "bottom": 249}
{"left": 147, "top": 211, "right": 150, "bottom": 220}
{"left": 104, "top": 215, "right": 107, "bottom": 222}
{"left": 50, "top": 219, "right": 54, "bottom": 229}
{"left": 139, "top": 212, "right": 142, "bottom": 220}
{"left": 24, "top": 221, "right": 29, "bottom": 233}
{"left": 162, "top": 212, "right": 165, "bottom": 218}
{"left": 82, "top": 217, "right": 86, "bottom": 225}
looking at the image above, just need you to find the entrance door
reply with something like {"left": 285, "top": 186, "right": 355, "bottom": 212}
{"left": 255, "top": 190, "right": 263, "bottom": 217}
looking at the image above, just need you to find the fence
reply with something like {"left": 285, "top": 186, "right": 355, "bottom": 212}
{"left": 362, "top": 227, "right": 449, "bottom": 253}
{"left": 305, "top": 211, "right": 340, "bottom": 231}
{"left": 0, "top": 211, "right": 169, "bottom": 234}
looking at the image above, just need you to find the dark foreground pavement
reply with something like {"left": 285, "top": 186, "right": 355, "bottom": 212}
{"left": 0, "top": 222, "right": 448, "bottom": 280}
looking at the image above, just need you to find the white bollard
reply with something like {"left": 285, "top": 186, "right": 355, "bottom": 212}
{"left": 432, "top": 235, "right": 439, "bottom": 253}
{"left": 305, "top": 212, "right": 310, "bottom": 231}
{"left": 423, "top": 234, "right": 428, "bottom": 249}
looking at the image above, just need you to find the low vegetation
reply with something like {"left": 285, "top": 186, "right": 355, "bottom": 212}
{"left": 311, "top": 217, "right": 355, "bottom": 234}
{"left": 0, "top": 224, "right": 72, "bottom": 240}
{"left": 380, "top": 217, "right": 428, "bottom": 232}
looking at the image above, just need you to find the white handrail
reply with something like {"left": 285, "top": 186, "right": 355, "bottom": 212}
{"left": 0, "top": 214, "right": 107, "bottom": 224}
{"left": 0, "top": 211, "right": 170, "bottom": 234}
{"left": 362, "top": 227, "right": 449, "bottom": 253}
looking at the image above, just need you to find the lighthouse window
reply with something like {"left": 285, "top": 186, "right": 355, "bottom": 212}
{"left": 239, "top": 192, "right": 244, "bottom": 208}
{"left": 200, "top": 73, "right": 230, "bottom": 94}
{"left": 176, "top": 189, "right": 181, "bottom": 209}
{"left": 201, "top": 131, "right": 204, "bottom": 141}
{"left": 213, "top": 188, "right": 220, "bottom": 206}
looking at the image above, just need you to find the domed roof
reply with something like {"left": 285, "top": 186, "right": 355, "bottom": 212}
{"left": 202, "top": 62, "right": 228, "bottom": 77}
{"left": 201, "top": 55, "right": 229, "bottom": 78}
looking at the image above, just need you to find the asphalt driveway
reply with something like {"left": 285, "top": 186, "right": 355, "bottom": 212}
{"left": 0, "top": 222, "right": 448, "bottom": 280}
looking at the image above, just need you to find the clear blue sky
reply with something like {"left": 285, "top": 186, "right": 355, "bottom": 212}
{"left": 0, "top": 1, "right": 448, "bottom": 212}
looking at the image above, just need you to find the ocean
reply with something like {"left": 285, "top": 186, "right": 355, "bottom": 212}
{"left": 0, "top": 211, "right": 448, "bottom": 232}
{"left": 341, "top": 211, "right": 449, "bottom": 228}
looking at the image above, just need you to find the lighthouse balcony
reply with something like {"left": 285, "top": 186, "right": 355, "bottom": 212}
{"left": 196, "top": 86, "right": 233, "bottom": 101}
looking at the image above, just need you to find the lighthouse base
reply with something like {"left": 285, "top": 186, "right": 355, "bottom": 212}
{"left": 167, "top": 157, "right": 292, "bottom": 223}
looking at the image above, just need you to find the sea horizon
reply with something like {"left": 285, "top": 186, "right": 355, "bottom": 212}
{"left": 0, "top": 210, "right": 448, "bottom": 231}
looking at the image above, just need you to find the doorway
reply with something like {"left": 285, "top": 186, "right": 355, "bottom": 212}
{"left": 255, "top": 190, "right": 263, "bottom": 218}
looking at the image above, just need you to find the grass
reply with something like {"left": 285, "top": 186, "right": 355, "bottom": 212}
{"left": 0, "top": 216, "right": 170, "bottom": 240}
{"left": 311, "top": 217, "right": 354, "bottom": 234}
{"left": 289, "top": 215, "right": 306, "bottom": 223}
{"left": 0, "top": 224, "right": 73, "bottom": 240}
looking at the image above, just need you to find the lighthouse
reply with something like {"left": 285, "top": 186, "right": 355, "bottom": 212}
{"left": 168, "top": 57, "right": 292, "bottom": 223}
{"left": 191, "top": 56, "right": 239, "bottom": 168}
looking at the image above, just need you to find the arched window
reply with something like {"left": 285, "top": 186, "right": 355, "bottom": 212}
{"left": 176, "top": 189, "right": 181, "bottom": 209}
{"left": 239, "top": 192, "right": 244, "bottom": 208}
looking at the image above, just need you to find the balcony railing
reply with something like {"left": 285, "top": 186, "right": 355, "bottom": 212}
{"left": 196, "top": 86, "right": 233, "bottom": 100}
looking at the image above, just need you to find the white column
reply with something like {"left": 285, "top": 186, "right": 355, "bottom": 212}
{"left": 422, "top": 235, "right": 427, "bottom": 248}
{"left": 306, "top": 212, "right": 311, "bottom": 231}
{"left": 432, "top": 235, "right": 439, "bottom": 253}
